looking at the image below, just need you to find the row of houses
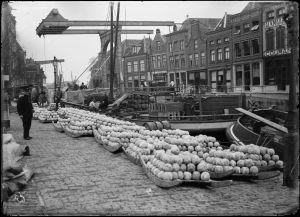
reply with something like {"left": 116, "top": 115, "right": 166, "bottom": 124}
{"left": 89, "top": 1, "right": 298, "bottom": 96}
{"left": 1, "top": 2, "right": 47, "bottom": 99}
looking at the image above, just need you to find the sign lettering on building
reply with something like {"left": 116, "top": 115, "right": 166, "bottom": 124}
{"left": 263, "top": 48, "right": 291, "bottom": 57}
{"left": 264, "top": 17, "right": 286, "bottom": 29}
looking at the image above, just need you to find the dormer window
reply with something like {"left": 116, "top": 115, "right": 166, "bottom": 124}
{"left": 251, "top": 21, "right": 259, "bottom": 31}
{"left": 277, "top": 8, "right": 285, "bottom": 17}
{"left": 234, "top": 26, "right": 241, "bottom": 35}
{"left": 133, "top": 46, "right": 141, "bottom": 54}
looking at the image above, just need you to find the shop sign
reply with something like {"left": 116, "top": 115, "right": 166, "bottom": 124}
{"left": 263, "top": 48, "right": 291, "bottom": 57}
{"left": 264, "top": 17, "right": 286, "bottom": 29}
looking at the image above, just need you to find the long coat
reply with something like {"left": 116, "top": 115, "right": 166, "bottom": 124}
{"left": 17, "top": 94, "right": 33, "bottom": 118}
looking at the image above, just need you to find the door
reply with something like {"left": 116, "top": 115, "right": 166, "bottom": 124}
{"left": 244, "top": 64, "right": 251, "bottom": 91}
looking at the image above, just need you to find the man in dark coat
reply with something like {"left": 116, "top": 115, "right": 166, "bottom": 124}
{"left": 17, "top": 87, "right": 34, "bottom": 140}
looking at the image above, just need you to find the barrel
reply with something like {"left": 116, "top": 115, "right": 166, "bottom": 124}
{"left": 143, "top": 122, "right": 158, "bottom": 131}
{"left": 155, "top": 121, "right": 164, "bottom": 131}
{"left": 161, "top": 120, "right": 171, "bottom": 129}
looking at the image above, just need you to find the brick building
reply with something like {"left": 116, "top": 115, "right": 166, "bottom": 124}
{"left": 206, "top": 13, "right": 233, "bottom": 93}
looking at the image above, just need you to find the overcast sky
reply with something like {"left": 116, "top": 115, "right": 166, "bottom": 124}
{"left": 10, "top": 1, "right": 249, "bottom": 85}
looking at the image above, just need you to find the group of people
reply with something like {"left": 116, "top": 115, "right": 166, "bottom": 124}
{"left": 89, "top": 93, "right": 109, "bottom": 111}
{"left": 31, "top": 87, "right": 48, "bottom": 107}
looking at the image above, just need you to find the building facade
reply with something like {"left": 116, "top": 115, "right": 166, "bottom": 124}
{"left": 262, "top": 2, "right": 291, "bottom": 92}
{"left": 206, "top": 13, "right": 233, "bottom": 93}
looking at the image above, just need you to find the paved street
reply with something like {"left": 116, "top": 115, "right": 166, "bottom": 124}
{"left": 3, "top": 112, "right": 299, "bottom": 216}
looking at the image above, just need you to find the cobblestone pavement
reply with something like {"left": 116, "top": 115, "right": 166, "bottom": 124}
{"left": 3, "top": 113, "right": 299, "bottom": 216}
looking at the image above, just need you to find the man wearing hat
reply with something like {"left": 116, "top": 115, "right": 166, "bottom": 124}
{"left": 17, "top": 86, "right": 34, "bottom": 140}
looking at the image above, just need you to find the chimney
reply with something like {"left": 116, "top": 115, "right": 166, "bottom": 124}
{"left": 156, "top": 29, "right": 161, "bottom": 34}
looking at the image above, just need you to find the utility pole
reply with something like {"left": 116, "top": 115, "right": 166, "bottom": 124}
{"left": 109, "top": 2, "right": 114, "bottom": 102}
{"left": 283, "top": 2, "right": 299, "bottom": 188}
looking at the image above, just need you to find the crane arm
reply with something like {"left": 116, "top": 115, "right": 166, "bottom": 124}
{"left": 35, "top": 59, "right": 64, "bottom": 65}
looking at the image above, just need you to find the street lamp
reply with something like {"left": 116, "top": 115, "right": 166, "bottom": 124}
{"left": 282, "top": 2, "right": 299, "bottom": 188}
{"left": 52, "top": 56, "right": 58, "bottom": 109}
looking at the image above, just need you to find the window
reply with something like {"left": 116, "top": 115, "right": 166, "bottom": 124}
{"left": 277, "top": 8, "right": 285, "bottom": 16}
{"left": 133, "top": 61, "right": 138, "bottom": 72}
{"left": 251, "top": 21, "right": 259, "bottom": 31}
{"left": 217, "top": 39, "right": 222, "bottom": 44}
{"left": 251, "top": 39, "right": 260, "bottom": 54}
{"left": 133, "top": 46, "right": 141, "bottom": 54}
{"left": 243, "top": 23, "right": 250, "bottom": 33}
{"left": 224, "top": 47, "right": 230, "bottom": 60}
{"left": 266, "top": 11, "right": 275, "bottom": 20}
{"left": 140, "top": 60, "right": 145, "bottom": 72}
{"left": 180, "top": 40, "right": 184, "bottom": 50}
{"left": 169, "top": 43, "right": 173, "bottom": 52}
{"left": 234, "top": 43, "right": 241, "bottom": 57}
{"left": 157, "top": 55, "right": 162, "bottom": 68}
{"left": 266, "top": 29, "right": 275, "bottom": 50}
{"left": 200, "top": 52, "right": 205, "bottom": 66}
{"left": 162, "top": 55, "right": 167, "bottom": 68}
{"left": 243, "top": 41, "right": 250, "bottom": 56}
{"left": 156, "top": 41, "right": 161, "bottom": 51}
{"left": 188, "top": 54, "right": 193, "bottom": 67}
{"left": 194, "top": 39, "right": 198, "bottom": 49}
{"left": 152, "top": 56, "right": 156, "bottom": 68}
{"left": 180, "top": 54, "right": 185, "bottom": 67}
{"left": 234, "top": 26, "right": 241, "bottom": 34}
{"left": 210, "top": 50, "right": 215, "bottom": 62}
{"left": 194, "top": 53, "right": 199, "bottom": 66}
{"left": 217, "top": 49, "right": 223, "bottom": 61}
{"left": 252, "top": 62, "right": 260, "bottom": 85}
{"left": 224, "top": 37, "right": 229, "bottom": 43}
{"left": 127, "top": 62, "right": 132, "bottom": 73}
{"left": 174, "top": 41, "right": 179, "bottom": 51}
{"left": 169, "top": 56, "right": 174, "bottom": 68}
{"left": 236, "top": 65, "right": 243, "bottom": 86}
{"left": 209, "top": 40, "right": 215, "bottom": 45}
{"left": 175, "top": 55, "right": 180, "bottom": 68}
{"left": 276, "top": 27, "right": 285, "bottom": 49}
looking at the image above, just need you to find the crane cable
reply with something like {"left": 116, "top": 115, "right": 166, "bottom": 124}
{"left": 74, "top": 57, "right": 98, "bottom": 83}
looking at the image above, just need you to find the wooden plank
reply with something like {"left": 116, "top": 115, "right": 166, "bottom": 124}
{"left": 235, "top": 108, "right": 288, "bottom": 133}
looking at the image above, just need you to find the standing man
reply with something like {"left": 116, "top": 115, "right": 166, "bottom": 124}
{"left": 17, "top": 87, "right": 34, "bottom": 140}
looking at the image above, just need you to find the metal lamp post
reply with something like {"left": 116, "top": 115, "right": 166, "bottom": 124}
{"left": 282, "top": 2, "right": 299, "bottom": 188}
{"left": 52, "top": 56, "right": 58, "bottom": 109}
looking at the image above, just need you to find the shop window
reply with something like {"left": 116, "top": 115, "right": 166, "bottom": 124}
{"left": 194, "top": 39, "right": 198, "bottom": 49}
{"left": 210, "top": 50, "right": 215, "bottom": 63}
{"left": 266, "top": 29, "right": 275, "bottom": 50}
{"left": 140, "top": 60, "right": 145, "bottom": 72}
{"left": 152, "top": 56, "right": 156, "bottom": 68}
{"left": 188, "top": 54, "right": 193, "bottom": 67}
{"left": 236, "top": 65, "right": 243, "bottom": 86}
{"left": 127, "top": 62, "right": 132, "bottom": 73}
{"left": 200, "top": 52, "right": 205, "bottom": 66}
{"left": 180, "top": 54, "right": 185, "bottom": 67}
{"left": 265, "top": 61, "right": 276, "bottom": 85}
{"left": 211, "top": 71, "right": 217, "bottom": 89}
{"left": 194, "top": 53, "right": 199, "bottom": 66}
{"left": 181, "top": 72, "right": 186, "bottom": 86}
{"left": 175, "top": 55, "right": 180, "bottom": 68}
{"left": 276, "top": 27, "right": 285, "bottom": 49}
{"left": 234, "top": 43, "right": 241, "bottom": 57}
{"left": 157, "top": 55, "right": 162, "bottom": 68}
{"left": 243, "top": 41, "right": 250, "bottom": 56}
{"left": 169, "top": 56, "right": 174, "bottom": 69}
{"left": 224, "top": 47, "right": 230, "bottom": 60}
{"left": 162, "top": 55, "right": 167, "bottom": 68}
{"left": 156, "top": 41, "right": 161, "bottom": 51}
{"left": 251, "top": 39, "right": 260, "bottom": 54}
{"left": 252, "top": 62, "right": 260, "bottom": 85}
{"left": 243, "top": 23, "right": 250, "bottom": 33}
{"left": 251, "top": 21, "right": 259, "bottom": 31}
{"left": 266, "top": 11, "right": 275, "bottom": 20}
{"left": 133, "top": 61, "right": 138, "bottom": 72}
{"left": 244, "top": 64, "right": 251, "bottom": 90}
{"left": 217, "top": 49, "right": 223, "bottom": 61}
